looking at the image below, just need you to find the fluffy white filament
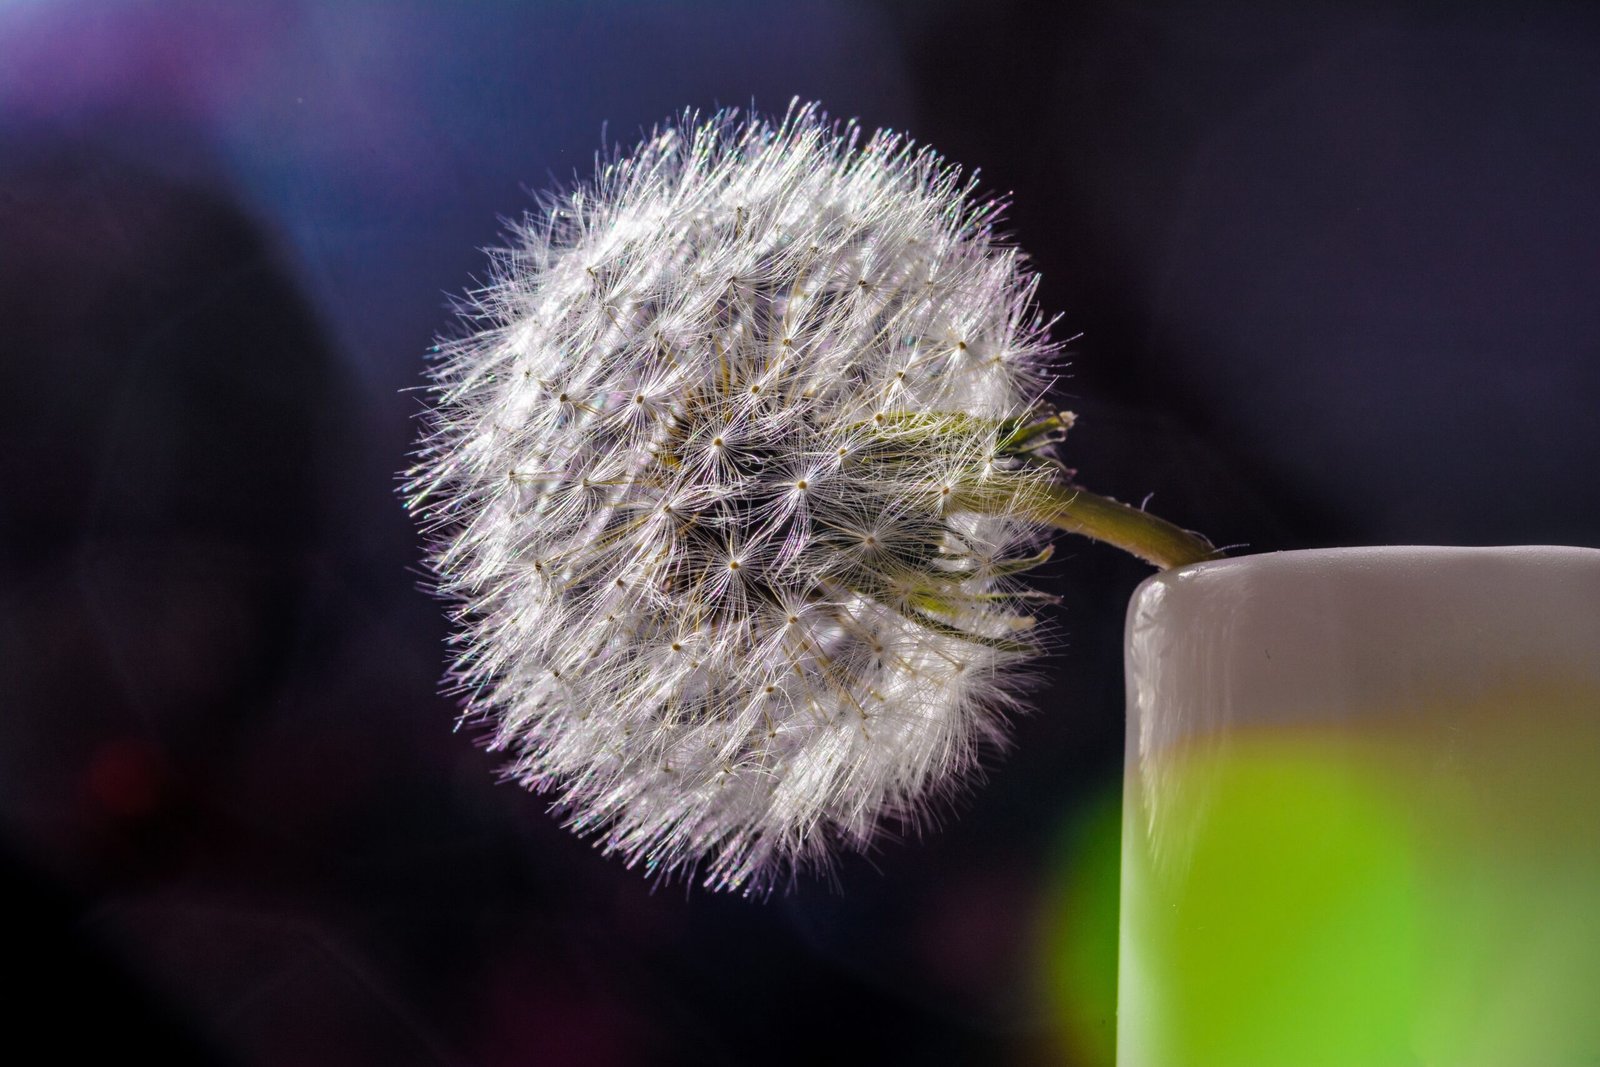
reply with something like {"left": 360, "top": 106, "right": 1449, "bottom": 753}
{"left": 408, "top": 102, "right": 1066, "bottom": 892}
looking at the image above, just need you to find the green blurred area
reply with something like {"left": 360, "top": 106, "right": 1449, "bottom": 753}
{"left": 1115, "top": 688, "right": 1600, "bottom": 1066}
{"left": 1132, "top": 740, "right": 1420, "bottom": 1065}
{"left": 1042, "top": 786, "right": 1122, "bottom": 1067}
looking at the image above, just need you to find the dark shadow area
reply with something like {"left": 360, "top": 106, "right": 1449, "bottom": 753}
{"left": 890, "top": 0, "right": 1600, "bottom": 555}
{"left": 0, "top": 127, "right": 361, "bottom": 1061}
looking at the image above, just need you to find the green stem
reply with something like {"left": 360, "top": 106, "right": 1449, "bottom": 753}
{"left": 1025, "top": 481, "right": 1222, "bottom": 570}
{"left": 863, "top": 408, "right": 1221, "bottom": 570}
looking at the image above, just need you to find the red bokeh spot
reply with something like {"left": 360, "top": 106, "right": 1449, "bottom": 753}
{"left": 86, "top": 739, "right": 167, "bottom": 821}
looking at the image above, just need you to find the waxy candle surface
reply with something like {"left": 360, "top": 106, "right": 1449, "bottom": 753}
{"left": 1119, "top": 547, "right": 1600, "bottom": 1066}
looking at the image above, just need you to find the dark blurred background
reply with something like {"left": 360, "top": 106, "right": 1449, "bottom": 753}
{"left": 3, "top": 2, "right": 1597, "bottom": 1064}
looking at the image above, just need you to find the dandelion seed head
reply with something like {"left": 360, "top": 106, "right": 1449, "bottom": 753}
{"left": 408, "top": 101, "right": 1065, "bottom": 892}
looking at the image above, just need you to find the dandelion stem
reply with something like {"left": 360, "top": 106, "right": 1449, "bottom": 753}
{"left": 1025, "top": 481, "right": 1221, "bottom": 570}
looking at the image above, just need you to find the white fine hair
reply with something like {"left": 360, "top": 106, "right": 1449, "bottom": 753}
{"left": 407, "top": 100, "right": 1067, "bottom": 893}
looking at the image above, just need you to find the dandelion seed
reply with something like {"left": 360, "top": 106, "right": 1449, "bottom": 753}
{"left": 406, "top": 101, "right": 1215, "bottom": 894}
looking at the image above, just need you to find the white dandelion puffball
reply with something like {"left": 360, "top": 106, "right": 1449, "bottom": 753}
{"left": 409, "top": 102, "right": 1071, "bottom": 892}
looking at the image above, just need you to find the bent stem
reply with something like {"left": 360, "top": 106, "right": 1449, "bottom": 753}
{"left": 867, "top": 408, "right": 1221, "bottom": 571}
{"left": 1025, "top": 480, "right": 1221, "bottom": 570}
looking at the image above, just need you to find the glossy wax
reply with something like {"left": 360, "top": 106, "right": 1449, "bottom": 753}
{"left": 1118, "top": 547, "right": 1600, "bottom": 1066}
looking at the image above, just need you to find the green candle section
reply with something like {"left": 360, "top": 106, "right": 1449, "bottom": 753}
{"left": 1117, "top": 548, "right": 1600, "bottom": 1067}
{"left": 1123, "top": 698, "right": 1600, "bottom": 1065}
{"left": 1125, "top": 735, "right": 1417, "bottom": 1065}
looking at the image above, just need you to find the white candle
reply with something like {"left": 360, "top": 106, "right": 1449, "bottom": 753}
{"left": 1118, "top": 546, "right": 1600, "bottom": 1066}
